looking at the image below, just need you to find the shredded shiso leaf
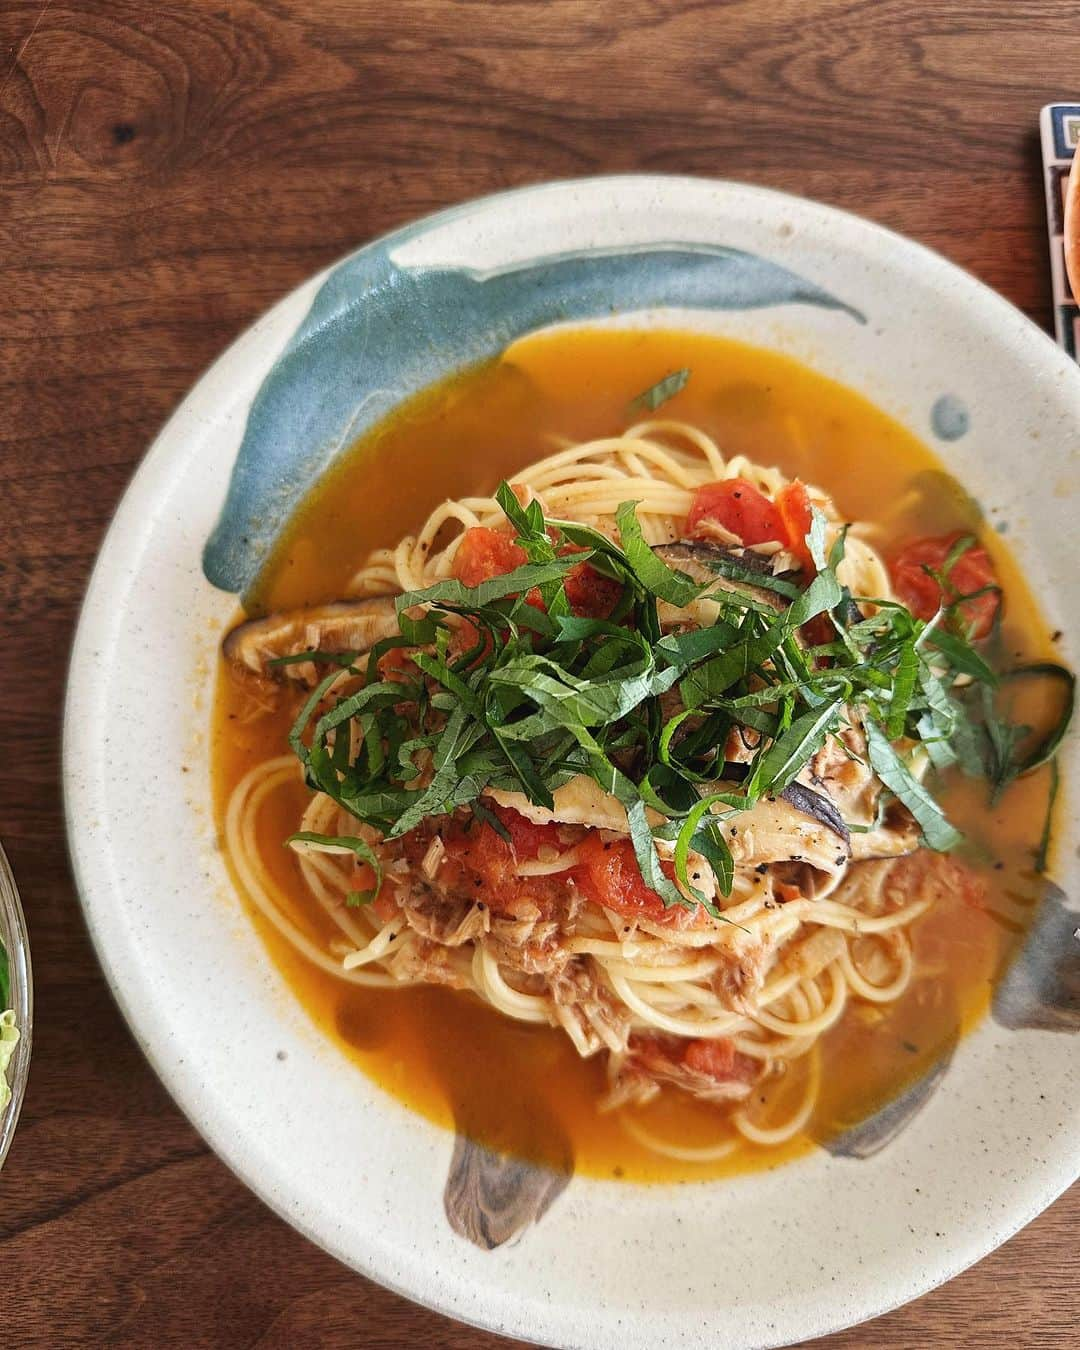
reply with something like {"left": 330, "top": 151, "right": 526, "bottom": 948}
{"left": 280, "top": 483, "right": 1073, "bottom": 915}
{"left": 628, "top": 368, "right": 691, "bottom": 412}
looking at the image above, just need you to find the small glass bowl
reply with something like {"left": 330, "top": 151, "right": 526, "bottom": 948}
{"left": 0, "top": 842, "right": 31, "bottom": 1170}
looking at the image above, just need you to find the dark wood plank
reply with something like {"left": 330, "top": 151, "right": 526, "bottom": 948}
{"left": 0, "top": 1, "right": 1075, "bottom": 1345}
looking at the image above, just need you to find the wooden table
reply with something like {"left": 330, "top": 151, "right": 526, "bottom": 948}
{"left": 2, "top": 2, "right": 1076, "bottom": 1344}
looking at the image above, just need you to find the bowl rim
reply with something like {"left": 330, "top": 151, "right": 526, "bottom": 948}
{"left": 0, "top": 839, "right": 33, "bottom": 1170}
{"left": 61, "top": 173, "right": 1080, "bottom": 1349}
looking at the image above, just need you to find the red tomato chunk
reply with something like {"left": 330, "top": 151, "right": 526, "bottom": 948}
{"left": 775, "top": 480, "right": 814, "bottom": 572}
{"left": 891, "top": 533, "right": 1000, "bottom": 639}
{"left": 453, "top": 527, "right": 527, "bottom": 586}
{"left": 685, "top": 477, "right": 784, "bottom": 545}
{"left": 571, "top": 833, "right": 701, "bottom": 929}
{"left": 682, "top": 1036, "right": 758, "bottom": 1085}
{"left": 404, "top": 808, "right": 705, "bottom": 928}
{"left": 686, "top": 477, "right": 816, "bottom": 572}
{"left": 452, "top": 525, "right": 621, "bottom": 618}
{"left": 490, "top": 804, "right": 561, "bottom": 860}
{"left": 563, "top": 560, "right": 623, "bottom": 619}
{"left": 431, "top": 807, "right": 564, "bottom": 917}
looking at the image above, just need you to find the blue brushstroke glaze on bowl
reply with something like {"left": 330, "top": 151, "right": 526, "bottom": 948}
{"left": 930, "top": 393, "right": 970, "bottom": 441}
{"left": 823, "top": 883, "right": 1080, "bottom": 1160}
{"left": 992, "top": 884, "right": 1080, "bottom": 1034}
{"left": 444, "top": 1134, "right": 571, "bottom": 1249}
{"left": 822, "top": 1034, "right": 957, "bottom": 1160}
{"left": 203, "top": 243, "right": 865, "bottom": 597}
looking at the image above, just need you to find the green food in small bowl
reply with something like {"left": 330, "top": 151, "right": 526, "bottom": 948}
{"left": 0, "top": 947, "right": 17, "bottom": 1111}
{"left": 0, "top": 843, "right": 31, "bottom": 1166}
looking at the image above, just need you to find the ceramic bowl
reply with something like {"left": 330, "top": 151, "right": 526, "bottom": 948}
{"left": 64, "top": 177, "right": 1080, "bottom": 1349}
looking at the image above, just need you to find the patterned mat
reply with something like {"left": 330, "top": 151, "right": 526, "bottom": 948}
{"left": 1040, "top": 103, "right": 1080, "bottom": 357}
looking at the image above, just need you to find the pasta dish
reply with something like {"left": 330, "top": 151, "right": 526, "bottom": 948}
{"left": 216, "top": 339, "right": 1071, "bottom": 1172}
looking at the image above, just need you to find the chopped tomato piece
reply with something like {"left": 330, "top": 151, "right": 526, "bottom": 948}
{"left": 488, "top": 804, "right": 562, "bottom": 860}
{"left": 452, "top": 525, "right": 546, "bottom": 615}
{"left": 629, "top": 1033, "right": 758, "bottom": 1087}
{"left": 453, "top": 527, "right": 620, "bottom": 619}
{"left": 452, "top": 527, "right": 527, "bottom": 586}
{"left": 776, "top": 480, "right": 815, "bottom": 572}
{"left": 563, "top": 561, "right": 623, "bottom": 619}
{"left": 682, "top": 1037, "right": 758, "bottom": 1085}
{"left": 801, "top": 613, "right": 834, "bottom": 652}
{"left": 686, "top": 477, "right": 817, "bottom": 572}
{"left": 436, "top": 807, "right": 563, "bottom": 904}
{"left": 450, "top": 616, "right": 491, "bottom": 663}
{"left": 572, "top": 833, "right": 700, "bottom": 928}
{"left": 408, "top": 807, "right": 568, "bottom": 919}
{"left": 891, "top": 533, "right": 1000, "bottom": 639}
{"left": 376, "top": 644, "right": 415, "bottom": 681}
{"left": 685, "top": 477, "right": 784, "bottom": 545}
{"left": 440, "top": 818, "right": 519, "bottom": 898}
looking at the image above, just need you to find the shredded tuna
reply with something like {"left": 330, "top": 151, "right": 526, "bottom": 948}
{"left": 397, "top": 890, "right": 490, "bottom": 947}
{"left": 608, "top": 1033, "right": 761, "bottom": 1106}
{"left": 708, "top": 934, "right": 771, "bottom": 1013}
{"left": 831, "top": 849, "right": 985, "bottom": 917}
{"left": 420, "top": 835, "right": 446, "bottom": 880}
{"left": 487, "top": 911, "right": 577, "bottom": 978}
{"left": 384, "top": 936, "right": 471, "bottom": 989}
{"left": 550, "top": 959, "right": 633, "bottom": 1058}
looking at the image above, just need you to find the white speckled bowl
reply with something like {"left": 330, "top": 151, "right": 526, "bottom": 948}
{"left": 63, "top": 178, "right": 1080, "bottom": 1348}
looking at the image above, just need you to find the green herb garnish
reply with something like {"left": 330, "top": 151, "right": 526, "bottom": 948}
{"left": 283, "top": 489, "right": 1072, "bottom": 916}
{"left": 287, "top": 831, "right": 384, "bottom": 906}
{"left": 1035, "top": 759, "right": 1060, "bottom": 874}
{"left": 628, "top": 368, "right": 691, "bottom": 413}
{"left": 0, "top": 940, "right": 15, "bottom": 1113}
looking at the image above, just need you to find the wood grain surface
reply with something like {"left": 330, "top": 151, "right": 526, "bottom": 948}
{"left": 1, "top": 1, "right": 1077, "bottom": 1345}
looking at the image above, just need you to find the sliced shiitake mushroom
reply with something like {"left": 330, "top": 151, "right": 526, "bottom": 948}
{"left": 222, "top": 596, "right": 401, "bottom": 689}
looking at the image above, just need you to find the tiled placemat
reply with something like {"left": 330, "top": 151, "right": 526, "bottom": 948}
{"left": 1040, "top": 102, "right": 1080, "bottom": 358}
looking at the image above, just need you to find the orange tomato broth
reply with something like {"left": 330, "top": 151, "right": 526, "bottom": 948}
{"left": 212, "top": 327, "right": 1066, "bottom": 1182}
